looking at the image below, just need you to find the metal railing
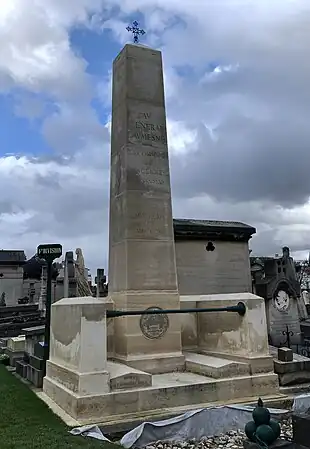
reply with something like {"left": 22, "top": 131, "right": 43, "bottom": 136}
{"left": 107, "top": 301, "right": 246, "bottom": 318}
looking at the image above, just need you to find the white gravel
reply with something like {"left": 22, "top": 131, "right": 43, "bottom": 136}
{"left": 144, "top": 418, "right": 292, "bottom": 449}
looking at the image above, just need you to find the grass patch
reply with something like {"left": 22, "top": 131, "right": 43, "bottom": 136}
{"left": 0, "top": 366, "right": 118, "bottom": 448}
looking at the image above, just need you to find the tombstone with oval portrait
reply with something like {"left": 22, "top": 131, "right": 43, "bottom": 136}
{"left": 267, "top": 279, "right": 301, "bottom": 346}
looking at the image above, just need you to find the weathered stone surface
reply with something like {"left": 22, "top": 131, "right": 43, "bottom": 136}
{"left": 7, "top": 336, "right": 25, "bottom": 352}
{"left": 108, "top": 43, "right": 183, "bottom": 372}
{"left": 29, "top": 354, "right": 44, "bottom": 371}
{"left": 184, "top": 352, "right": 249, "bottom": 378}
{"left": 27, "top": 364, "right": 44, "bottom": 388}
{"left": 43, "top": 297, "right": 110, "bottom": 398}
{"left": 193, "top": 293, "right": 270, "bottom": 359}
{"left": 278, "top": 347, "right": 294, "bottom": 362}
{"left": 43, "top": 369, "right": 280, "bottom": 425}
{"left": 108, "top": 361, "right": 152, "bottom": 390}
{"left": 176, "top": 240, "right": 253, "bottom": 296}
{"left": 15, "top": 360, "right": 28, "bottom": 378}
{"left": 4, "top": 348, "right": 24, "bottom": 367}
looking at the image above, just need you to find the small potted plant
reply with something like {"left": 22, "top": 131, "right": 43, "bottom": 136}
{"left": 0, "top": 354, "right": 10, "bottom": 366}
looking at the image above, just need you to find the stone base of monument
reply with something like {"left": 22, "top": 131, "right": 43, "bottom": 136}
{"left": 43, "top": 370, "right": 280, "bottom": 426}
{"left": 111, "top": 291, "right": 186, "bottom": 374}
{"left": 40, "top": 294, "right": 284, "bottom": 426}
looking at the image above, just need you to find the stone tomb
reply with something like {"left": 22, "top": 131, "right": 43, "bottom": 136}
{"left": 252, "top": 250, "right": 303, "bottom": 346}
{"left": 16, "top": 325, "right": 46, "bottom": 387}
{"left": 174, "top": 219, "right": 255, "bottom": 296}
{"left": 5, "top": 335, "right": 25, "bottom": 367}
{"left": 42, "top": 44, "right": 279, "bottom": 426}
{"left": 269, "top": 346, "right": 310, "bottom": 393}
{"left": 42, "top": 293, "right": 280, "bottom": 425}
{"left": 0, "top": 250, "right": 26, "bottom": 306}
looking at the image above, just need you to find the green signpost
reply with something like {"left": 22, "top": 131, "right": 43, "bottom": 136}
{"left": 37, "top": 244, "right": 62, "bottom": 373}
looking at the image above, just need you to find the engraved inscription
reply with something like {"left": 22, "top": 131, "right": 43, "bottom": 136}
{"left": 112, "top": 374, "right": 150, "bottom": 390}
{"left": 127, "top": 145, "right": 170, "bottom": 191}
{"left": 130, "top": 211, "right": 166, "bottom": 237}
{"left": 131, "top": 112, "right": 167, "bottom": 144}
{"left": 140, "top": 307, "right": 169, "bottom": 339}
{"left": 128, "top": 149, "right": 168, "bottom": 159}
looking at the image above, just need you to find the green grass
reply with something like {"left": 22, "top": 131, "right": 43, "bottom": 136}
{"left": 0, "top": 366, "right": 118, "bottom": 449}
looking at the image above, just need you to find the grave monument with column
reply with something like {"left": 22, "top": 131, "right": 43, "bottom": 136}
{"left": 42, "top": 24, "right": 281, "bottom": 426}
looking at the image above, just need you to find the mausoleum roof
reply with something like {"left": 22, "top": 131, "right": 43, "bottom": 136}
{"left": 173, "top": 219, "right": 256, "bottom": 242}
{"left": 0, "top": 250, "right": 26, "bottom": 265}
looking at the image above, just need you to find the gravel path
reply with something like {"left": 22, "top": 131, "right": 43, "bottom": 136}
{"left": 144, "top": 418, "right": 292, "bottom": 449}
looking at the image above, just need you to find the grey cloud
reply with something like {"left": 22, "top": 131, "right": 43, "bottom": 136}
{"left": 41, "top": 106, "right": 109, "bottom": 154}
{"left": 2, "top": 0, "right": 310, "bottom": 274}
{"left": 171, "top": 112, "right": 310, "bottom": 207}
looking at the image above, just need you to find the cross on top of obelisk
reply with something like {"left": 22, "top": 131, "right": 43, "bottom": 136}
{"left": 126, "top": 21, "right": 145, "bottom": 44}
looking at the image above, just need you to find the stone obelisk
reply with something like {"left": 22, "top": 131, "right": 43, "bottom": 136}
{"left": 108, "top": 43, "right": 184, "bottom": 373}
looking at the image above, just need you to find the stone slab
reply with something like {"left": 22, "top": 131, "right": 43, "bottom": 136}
{"left": 16, "top": 360, "right": 28, "bottom": 378}
{"left": 43, "top": 370, "right": 279, "bottom": 424}
{"left": 46, "top": 359, "right": 110, "bottom": 396}
{"left": 280, "top": 383, "right": 310, "bottom": 395}
{"left": 7, "top": 336, "right": 25, "bottom": 352}
{"left": 27, "top": 364, "right": 44, "bottom": 388}
{"left": 293, "top": 413, "right": 310, "bottom": 448}
{"left": 274, "top": 358, "right": 310, "bottom": 375}
{"left": 278, "top": 347, "right": 294, "bottom": 362}
{"left": 184, "top": 352, "right": 249, "bottom": 378}
{"left": 278, "top": 371, "right": 310, "bottom": 387}
{"left": 4, "top": 348, "right": 24, "bottom": 367}
{"left": 108, "top": 361, "right": 152, "bottom": 390}
{"left": 22, "top": 325, "right": 45, "bottom": 336}
{"left": 29, "top": 354, "right": 44, "bottom": 371}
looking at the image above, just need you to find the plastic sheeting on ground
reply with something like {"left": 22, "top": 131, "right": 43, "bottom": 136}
{"left": 69, "top": 404, "right": 290, "bottom": 448}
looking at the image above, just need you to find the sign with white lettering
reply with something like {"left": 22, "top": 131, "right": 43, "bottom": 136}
{"left": 37, "top": 244, "right": 62, "bottom": 260}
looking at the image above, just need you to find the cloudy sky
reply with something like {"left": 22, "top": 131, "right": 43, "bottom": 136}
{"left": 1, "top": 0, "right": 310, "bottom": 274}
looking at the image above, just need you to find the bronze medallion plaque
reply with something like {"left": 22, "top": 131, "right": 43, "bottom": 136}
{"left": 140, "top": 307, "right": 169, "bottom": 339}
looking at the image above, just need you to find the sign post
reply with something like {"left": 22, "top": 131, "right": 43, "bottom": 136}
{"left": 37, "top": 244, "right": 62, "bottom": 373}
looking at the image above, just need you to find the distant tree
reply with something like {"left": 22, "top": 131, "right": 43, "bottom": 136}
{"left": 23, "top": 255, "right": 59, "bottom": 280}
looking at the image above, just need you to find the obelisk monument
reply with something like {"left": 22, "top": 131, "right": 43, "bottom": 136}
{"left": 108, "top": 35, "right": 184, "bottom": 373}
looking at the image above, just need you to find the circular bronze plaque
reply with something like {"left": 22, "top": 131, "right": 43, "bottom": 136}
{"left": 140, "top": 307, "right": 169, "bottom": 339}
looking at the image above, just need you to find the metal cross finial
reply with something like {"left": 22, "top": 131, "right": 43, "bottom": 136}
{"left": 126, "top": 20, "right": 145, "bottom": 44}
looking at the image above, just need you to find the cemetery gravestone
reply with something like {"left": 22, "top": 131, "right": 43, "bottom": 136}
{"left": 95, "top": 268, "right": 107, "bottom": 297}
{"left": 63, "top": 251, "right": 77, "bottom": 298}
{"left": 267, "top": 279, "right": 301, "bottom": 346}
{"left": 38, "top": 264, "right": 47, "bottom": 315}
